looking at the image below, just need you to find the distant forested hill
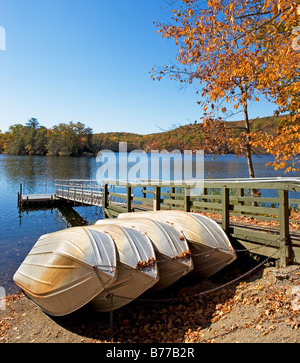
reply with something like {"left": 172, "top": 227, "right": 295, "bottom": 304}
{"left": 0, "top": 115, "right": 286, "bottom": 156}
{"left": 94, "top": 115, "right": 286, "bottom": 154}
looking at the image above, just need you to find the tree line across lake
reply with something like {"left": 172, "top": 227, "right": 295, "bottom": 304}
{"left": 0, "top": 116, "right": 284, "bottom": 157}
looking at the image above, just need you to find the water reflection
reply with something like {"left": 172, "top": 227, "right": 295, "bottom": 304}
{"left": 1, "top": 155, "right": 96, "bottom": 193}
{"left": 57, "top": 206, "right": 89, "bottom": 227}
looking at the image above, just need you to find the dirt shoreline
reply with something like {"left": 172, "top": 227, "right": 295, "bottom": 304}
{"left": 1, "top": 260, "right": 299, "bottom": 343}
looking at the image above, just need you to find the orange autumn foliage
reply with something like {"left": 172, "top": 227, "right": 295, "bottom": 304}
{"left": 153, "top": 0, "right": 300, "bottom": 174}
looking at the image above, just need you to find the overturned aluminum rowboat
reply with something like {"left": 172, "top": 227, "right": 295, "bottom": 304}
{"left": 118, "top": 211, "right": 237, "bottom": 279}
{"left": 13, "top": 227, "right": 117, "bottom": 317}
{"left": 87, "top": 224, "right": 159, "bottom": 312}
{"left": 95, "top": 218, "right": 193, "bottom": 291}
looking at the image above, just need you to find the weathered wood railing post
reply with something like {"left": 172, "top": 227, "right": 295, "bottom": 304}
{"left": 171, "top": 186, "right": 176, "bottom": 209}
{"left": 237, "top": 187, "right": 244, "bottom": 215}
{"left": 18, "top": 184, "right": 23, "bottom": 207}
{"left": 153, "top": 186, "right": 161, "bottom": 211}
{"left": 184, "top": 187, "right": 191, "bottom": 213}
{"left": 278, "top": 188, "right": 291, "bottom": 267}
{"left": 222, "top": 186, "right": 230, "bottom": 234}
{"left": 142, "top": 186, "right": 147, "bottom": 199}
{"left": 103, "top": 183, "right": 109, "bottom": 219}
{"left": 127, "top": 185, "right": 132, "bottom": 213}
{"left": 203, "top": 187, "right": 207, "bottom": 211}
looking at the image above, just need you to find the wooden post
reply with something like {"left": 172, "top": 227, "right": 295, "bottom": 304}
{"left": 237, "top": 187, "right": 244, "bottom": 215}
{"left": 127, "top": 186, "right": 132, "bottom": 213}
{"left": 171, "top": 187, "right": 176, "bottom": 209}
{"left": 104, "top": 184, "right": 109, "bottom": 207}
{"left": 237, "top": 187, "right": 244, "bottom": 203}
{"left": 203, "top": 187, "right": 207, "bottom": 212}
{"left": 222, "top": 187, "right": 230, "bottom": 234}
{"left": 18, "top": 184, "right": 22, "bottom": 207}
{"left": 184, "top": 187, "right": 191, "bottom": 213}
{"left": 278, "top": 189, "right": 291, "bottom": 267}
{"left": 142, "top": 187, "right": 147, "bottom": 198}
{"left": 153, "top": 186, "right": 161, "bottom": 211}
{"left": 103, "top": 183, "right": 109, "bottom": 219}
{"left": 142, "top": 186, "right": 147, "bottom": 209}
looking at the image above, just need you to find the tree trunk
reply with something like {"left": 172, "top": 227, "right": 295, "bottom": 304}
{"left": 243, "top": 100, "right": 260, "bottom": 206}
{"left": 243, "top": 102, "right": 256, "bottom": 179}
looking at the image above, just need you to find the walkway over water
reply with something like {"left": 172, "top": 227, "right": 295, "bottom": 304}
{"left": 19, "top": 178, "right": 300, "bottom": 267}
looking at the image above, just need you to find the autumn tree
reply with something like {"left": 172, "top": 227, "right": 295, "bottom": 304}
{"left": 0, "top": 130, "right": 4, "bottom": 153}
{"left": 247, "top": 1, "right": 300, "bottom": 172}
{"left": 0, "top": 120, "right": 95, "bottom": 156}
{"left": 23, "top": 118, "right": 47, "bottom": 155}
{"left": 153, "top": 0, "right": 300, "bottom": 177}
{"left": 47, "top": 122, "right": 94, "bottom": 156}
{"left": 5, "top": 124, "right": 26, "bottom": 155}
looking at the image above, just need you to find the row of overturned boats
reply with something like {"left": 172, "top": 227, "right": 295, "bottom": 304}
{"left": 13, "top": 211, "right": 237, "bottom": 317}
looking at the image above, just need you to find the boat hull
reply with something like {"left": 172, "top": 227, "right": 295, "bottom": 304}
{"left": 95, "top": 218, "right": 193, "bottom": 291}
{"left": 87, "top": 225, "right": 159, "bottom": 312}
{"left": 13, "top": 227, "right": 117, "bottom": 316}
{"left": 118, "top": 211, "right": 237, "bottom": 279}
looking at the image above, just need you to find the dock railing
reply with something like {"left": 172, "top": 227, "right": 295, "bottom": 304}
{"left": 101, "top": 178, "right": 300, "bottom": 267}
{"left": 55, "top": 179, "right": 104, "bottom": 207}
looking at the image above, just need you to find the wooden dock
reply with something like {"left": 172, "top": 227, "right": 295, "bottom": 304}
{"left": 18, "top": 178, "right": 300, "bottom": 267}
{"left": 21, "top": 194, "right": 57, "bottom": 203}
{"left": 18, "top": 191, "right": 65, "bottom": 209}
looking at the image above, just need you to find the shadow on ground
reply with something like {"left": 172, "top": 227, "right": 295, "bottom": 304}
{"left": 52, "top": 251, "right": 267, "bottom": 343}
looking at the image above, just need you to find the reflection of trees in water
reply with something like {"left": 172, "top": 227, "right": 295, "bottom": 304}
{"left": 1, "top": 155, "right": 97, "bottom": 194}
{"left": 2, "top": 156, "right": 47, "bottom": 189}
{"left": 44, "top": 156, "right": 96, "bottom": 181}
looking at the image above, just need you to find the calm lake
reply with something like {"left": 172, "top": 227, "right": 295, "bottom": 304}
{"left": 1, "top": 153, "right": 299, "bottom": 294}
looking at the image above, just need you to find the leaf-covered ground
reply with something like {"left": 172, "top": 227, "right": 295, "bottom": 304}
{"left": 1, "top": 256, "right": 299, "bottom": 343}
{"left": 198, "top": 210, "right": 300, "bottom": 231}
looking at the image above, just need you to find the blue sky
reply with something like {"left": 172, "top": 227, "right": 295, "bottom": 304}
{"left": 0, "top": 0, "right": 277, "bottom": 134}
